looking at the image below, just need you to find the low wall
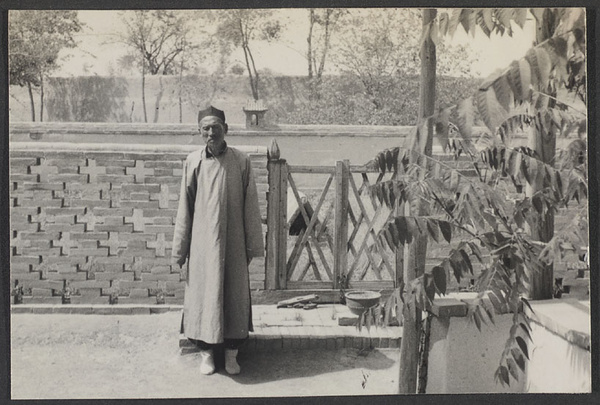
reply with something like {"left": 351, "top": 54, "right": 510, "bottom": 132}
{"left": 524, "top": 299, "right": 591, "bottom": 393}
{"left": 426, "top": 295, "right": 525, "bottom": 394}
{"left": 8, "top": 121, "right": 440, "bottom": 166}
{"left": 9, "top": 141, "right": 269, "bottom": 305}
{"left": 426, "top": 294, "right": 591, "bottom": 393}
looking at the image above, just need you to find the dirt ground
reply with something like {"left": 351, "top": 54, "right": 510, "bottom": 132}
{"left": 10, "top": 312, "right": 400, "bottom": 399}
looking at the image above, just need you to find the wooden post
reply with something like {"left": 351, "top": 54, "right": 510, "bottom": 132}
{"left": 524, "top": 10, "right": 562, "bottom": 300}
{"left": 399, "top": 8, "right": 437, "bottom": 395}
{"left": 266, "top": 139, "right": 288, "bottom": 290}
{"left": 525, "top": 122, "right": 556, "bottom": 299}
{"left": 334, "top": 160, "right": 349, "bottom": 290}
{"left": 278, "top": 164, "right": 288, "bottom": 289}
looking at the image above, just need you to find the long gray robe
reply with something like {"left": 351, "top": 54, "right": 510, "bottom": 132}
{"left": 172, "top": 146, "right": 264, "bottom": 343}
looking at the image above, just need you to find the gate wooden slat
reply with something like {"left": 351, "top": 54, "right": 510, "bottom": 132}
{"left": 333, "top": 161, "right": 349, "bottom": 289}
{"left": 287, "top": 172, "right": 333, "bottom": 278}
{"left": 347, "top": 182, "right": 381, "bottom": 280}
{"left": 287, "top": 281, "right": 335, "bottom": 290}
{"left": 317, "top": 204, "right": 335, "bottom": 256}
{"left": 346, "top": 173, "right": 394, "bottom": 280}
{"left": 352, "top": 172, "right": 394, "bottom": 277}
{"left": 347, "top": 206, "right": 361, "bottom": 259}
{"left": 374, "top": 206, "right": 398, "bottom": 280}
{"left": 306, "top": 241, "right": 323, "bottom": 281}
{"left": 347, "top": 204, "right": 365, "bottom": 250}
{"left": 270, "top": 159, "right": 398, "bottom": 291}
{"left": 346, "top": 280, "right": 395, "bottom": 290}
{"left": 360, "top": 172, "right": 385, "bottom": 210}
{"left": 287, "top": 165, "right": 336, "bottom": 173}
{"left": 287, "top": 228, "right": 305, "bottom": 280}
{"left": 358, "top": 171, "right": 397, "bottom": 280}
{"left": 358, "top": 244, "right": 383, "bottom": 281}
{"left": 286, "top": 172, "right": 334, "bottom": 281}
{"left": 313, "top": 230, "right": 333, "bottom": 281}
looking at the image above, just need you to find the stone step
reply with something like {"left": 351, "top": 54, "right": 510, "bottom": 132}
{"left": 179, "top": 325, "right": 402, "bottom": 355}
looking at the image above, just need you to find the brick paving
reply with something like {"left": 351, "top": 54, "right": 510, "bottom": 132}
{"left": 181, "top": 304, "right": 402, "bottom": 353}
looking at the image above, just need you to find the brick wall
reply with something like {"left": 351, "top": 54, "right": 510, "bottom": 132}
{"left": 9, "top": 123, "right": 587, "bottom": 305}
{"left": 10, "top": 142, "right": 268, "bottom": 305}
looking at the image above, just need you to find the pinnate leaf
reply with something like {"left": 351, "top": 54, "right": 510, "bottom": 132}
{"left": 516, "top": 336, "right": 529, "bottom": 359}
{"left": 439, "top": 221, "right": 452, "bottom": 243}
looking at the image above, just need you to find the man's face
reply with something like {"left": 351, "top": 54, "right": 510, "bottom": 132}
{"left": 199, "top": 116, "right": 227, "bottom": 150}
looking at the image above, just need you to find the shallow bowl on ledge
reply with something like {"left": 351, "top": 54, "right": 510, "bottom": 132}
{"left": 345, "top": 290, "right": 381, "bottom": 315}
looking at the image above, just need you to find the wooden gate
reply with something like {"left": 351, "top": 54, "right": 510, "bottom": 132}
{"left": 265, "top": 154, "right": 399, "bottom": 291}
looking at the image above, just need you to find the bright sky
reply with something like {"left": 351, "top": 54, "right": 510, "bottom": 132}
{"left": 60, "top": 9, "right": 537, "bottom": 79}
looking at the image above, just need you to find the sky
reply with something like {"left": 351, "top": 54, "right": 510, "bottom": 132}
{"left": 59, "top": 9, "right": 537, "bottom": 79}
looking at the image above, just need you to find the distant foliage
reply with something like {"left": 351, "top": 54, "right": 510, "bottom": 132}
{"left": 46, "top": 77, "right": 130, "bottom": 122}
{"left": 8, "top": 10, "right": 83, "bottom": 121}
{"left": 8, "top": 10, "right": 82, "bottom": 88}
{"left": 10, "top": 73, "right": 480, "bottom": 125}
{"left": 265, "top": 74, "right": 480, "bottom": 126}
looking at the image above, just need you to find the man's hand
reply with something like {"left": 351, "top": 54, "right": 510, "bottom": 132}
{"left": 180, "top": 264, "right": 189, "bottom": 283}
{"left": 173, "top": 257, "right": 188, "bottom": 282}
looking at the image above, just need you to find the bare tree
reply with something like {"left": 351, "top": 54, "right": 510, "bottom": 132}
{"left": 332, "top": 9, "right": 478, "bottom": 112}
{"left": 306, "top": 8, "right": 345, "bottom": 99}
{"left": 119, "top": 10, "right": 190, "bottom": 123}
{"left": 216, "top": 9, "right": 281, "bottom": 101}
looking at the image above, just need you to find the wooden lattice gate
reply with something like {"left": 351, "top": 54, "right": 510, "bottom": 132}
{"left": 265, "top": 155, "right": 399, "bottom": 292}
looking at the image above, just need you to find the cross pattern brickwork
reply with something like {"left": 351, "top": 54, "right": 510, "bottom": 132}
{"left": 9, "top": 144, "right": 269, "bottom": 305}
{"left": 125, "top": 208, "right": 149, "bottom": 232}
{"left": 147, "top": 233, "right": 168, "bottom": 257}
{"left": 126, "top": 160, "right": 154, "bottom": 184}
{"left": 79, "top": 159, "right": 106, "bottom": 183}
{"left": 99, "top": 232, "right": 127, "bottom": 256}
{"left": 53, "top": 232, "right": 78, "bottom": 255}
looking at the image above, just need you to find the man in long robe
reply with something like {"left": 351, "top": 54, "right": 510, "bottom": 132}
{"left": 172, "top": 106, "right": 264, "bottom": 375}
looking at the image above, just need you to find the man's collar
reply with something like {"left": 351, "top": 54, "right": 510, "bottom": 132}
{"left": 205, "top": 141, "right": 228, "bottom": 158}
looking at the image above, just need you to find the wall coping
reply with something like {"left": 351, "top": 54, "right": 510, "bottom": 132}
{"left": 430, "top": 293, "right": 591, "bottom": 351}
{"left": 9, "top": 141, "right": 268, "bottom": 155}
{"left": 9, "top": 121, "right": 492, "bottom": 138}
{"left": 525, "top": 298, "right": 590, "bottom": 351}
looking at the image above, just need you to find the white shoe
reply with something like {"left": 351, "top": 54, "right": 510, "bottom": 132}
{"left": 225, "top": 349, "right": 241, "bottom": 375}
{"left": 199, "top": 350, "right": 215, "bottom": 375}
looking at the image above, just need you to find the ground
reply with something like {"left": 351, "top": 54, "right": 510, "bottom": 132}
{"left": 10, "top": 312, "right": 400, "bottom": 399}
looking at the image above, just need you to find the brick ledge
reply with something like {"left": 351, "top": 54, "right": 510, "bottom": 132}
{"left": 11, "top": 304, "right": 183, "bottom": 315}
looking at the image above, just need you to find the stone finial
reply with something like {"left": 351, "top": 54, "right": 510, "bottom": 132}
{"left": 268, "top": 138, "right": 280, "bottom": 161}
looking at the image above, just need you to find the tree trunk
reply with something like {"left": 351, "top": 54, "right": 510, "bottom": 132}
{"left": 307, "top": 9, "right": 314, "bottom": 79}
{"left": 153, "top": 75, "right": 164, "bottom": 123}
{"left": 316, "top": 9, "right": 331, "bottom": 79}
{"left": 247, "top": 44, "right": 261, "bottom": 100}
{"left": 242, "top": 44, "right": 259, "bottom": 101}
{"left": 398, "top": 8, "right": 436, "bottom": 395}
{"left": 525, "top": 9, "right": 561, "bottom": 300}
{"left": 39, "top": 75, "right": 44, "bottom": 122}
{"left": 27, "top": 82, "right": 36, "bottom": 122}
{"left": 178, "top": 51, "right": 184, "bottom": 123}
{"left": 141, "top": 63, "right": 148, "bottom": 123}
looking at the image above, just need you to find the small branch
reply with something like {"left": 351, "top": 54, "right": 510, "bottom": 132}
{"left": 531, "top": 90, "right": 587, "bottom": 116}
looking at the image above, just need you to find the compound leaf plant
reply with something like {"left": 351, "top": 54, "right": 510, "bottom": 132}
{"left": 361, "top": 8, "right": 588, "bottom": 389}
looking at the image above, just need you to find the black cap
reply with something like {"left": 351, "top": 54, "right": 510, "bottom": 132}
{"left": 198, "top": 106, "right": 226, "bottom": 123}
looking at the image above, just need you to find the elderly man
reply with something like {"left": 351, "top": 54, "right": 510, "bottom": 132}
{"left": 172, "top": 106, "right": 264, "bottom": 375}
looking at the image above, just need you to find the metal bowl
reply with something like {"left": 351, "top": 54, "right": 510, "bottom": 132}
{"left": 344, "top": 290, "right": 381, "bottom": 315}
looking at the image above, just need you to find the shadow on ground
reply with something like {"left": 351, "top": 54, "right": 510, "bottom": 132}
{"left": 11, "top": 312, "right": 400, "bottom": 399}
{"left": 193, "top": 346, "right": 396, "bottom": 385}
